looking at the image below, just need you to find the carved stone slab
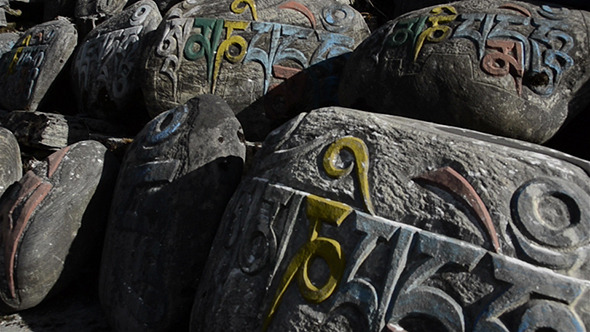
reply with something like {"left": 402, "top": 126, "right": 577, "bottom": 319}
{"left": 191, "top": 107, "right": 590, "bottom": 331}
{"left": 0, "top": 127, "right": 21, "bottom": 197}
{"left": 0, "top": 110, "right": 128, "bottom": 150}
{"left": 72, "top": 0, "right": 161, "bottom": 121}
{"left": 0, "top": 140, "right": 119, "bottom": 312}
{"left": 339, "top": 0, "right": 590, "bottom": 143}
{"left": 99, "top": 95, "right": 246, "bottom": 331}
{"left": 0, "top": 18, "right": 77, "bottom": 112}
{"left": 142, "top": 0, "right": 370, "bottom": 140}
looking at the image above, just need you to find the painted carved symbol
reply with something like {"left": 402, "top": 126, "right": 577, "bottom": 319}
{"left": 323, "top": 136, "right": 375, "bottom": 215}
{"left": 244, "top": 22, "right": 310, "bottom": 93}
{"left": 230, "top": 0, "right": 258, "bottom": 21}
{"left": 499, "top": 3, "right": 532, "bottom": 17}
{"left": 452, "top": 4, "right": 575, "bottom": 97}
{"left": 8, "top": 35, "right": 31, "bottom": 74}
{"left": 184, "top": 17, "right": 250, "bottom": 93}
{"left": 414, "top": 166, "right": 500, "bottom": 252}
{"left": 321, "top": 4, "right": 355, "bottom": 33}
{"left": 212, "top": 20, "right": 249, "bottom": 93}
{"left": 453, "top": 13, "right": 495, "bottom": 60}
{"left": 413, "top": 5, "right": 458, "bottom": 61}
{"left": 387, "top": 16, "right": 428, "bottom": 49}
{"left": 184, "top": 18, "right": 224, "bottom": 84}
{"left": 482, "top": 39, "right": 524, "bottom": 95}
{"left": 387, "top": 5, "right": 457, "bottom": 61}
{"left": 0, "top": 147, "right": 69, "bottom": 299}
{"left": 279, "top": 1, "right": 316, "bottom": 29}
{"left": 262, "top": 195, "right": 353, "bottom": 331}
{"left": 0, "top": 172, "right": 52, "bottom": 299}
{"left": 528, "top": 17, "right": 574, "bottom": 96}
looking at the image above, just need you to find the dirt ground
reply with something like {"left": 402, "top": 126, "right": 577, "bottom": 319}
{"left": 0, "top": 277, "right": 111, "bottom": 331}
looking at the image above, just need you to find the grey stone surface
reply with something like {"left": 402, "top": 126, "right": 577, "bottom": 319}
{"left": 0, "top": 110, "right": 128, "bottom": 150}
{"left": 0, "top": 140, "right": 119, "bottom": 312}
{"left": 0, "top": 18, "right": 77, "bottom": 112}
{"left": 367, "top": 0, "right": 590, "bottom": 21}
{"left": 191, "top": 107, "right": 590, "bottom": 331}
{"left": 151, "top": 0, "right": 182, "bottom": 13}
{"left": 0, "top": 127, "right": 21, "bottom": 197}
{"left": 0, "top": 33, "right": 20, "bottom": 56}
{"left": 142, "top": 0, "right": 370, "bottom": 140}
{"left": 72, "top": 0, "right": 161, "bottom": 122}
{"left": 339, "top": 0, "right": 590, "bottom": 143}
{"left": 99, "top": 94, "right": 246, "bottom": 331}
{"left": 75, "top": 0, "right": 127, "bottom": 19}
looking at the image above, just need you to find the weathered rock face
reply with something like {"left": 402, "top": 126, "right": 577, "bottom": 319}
{"left": 0, "top": 110, "right": 129, "bottom": 151}
{"left": 0, "top": 33, "right": 20, "bottom": 57}
{"left": 191, "top": 107, "right": 590, "bottom": 331}
{"left": 75, "top": 0, "right": 128, "bottom": 19}
{"left": 0, "top": 18, "right": 77, "bottom": 112}
{"left": 0, "top": 127, "right": 21, "bottom": 197}
{"left": 0, "top": 140, "right": 119, "bottom": 312}
{"left": 142, "top": 0, "right": 370, "bottom": 139}
{"left": 99, "top": 95, "right": 246, "bottom": 331}
{"left": 339, "top": 0, "right": 590, "bottom": 143}
{"left": 71, "top": 0, "right": 161, "bottom": 122}
{"left": 152, "top": 0, "right": 182, "bottom": 13}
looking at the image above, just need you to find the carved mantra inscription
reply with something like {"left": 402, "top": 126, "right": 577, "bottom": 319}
{"left": 386, "top": 3, "right": 575, "bottom": 96}
{"left": 75, "top": 4, "right": 153, "bottom": 101}
{"left": 4, "top": 29, "right": 54, "bottom": 101}
{"left": 263, "top": 136, "right": 373, "bottom": 330}
{"left": 156, "top": 0, "right": 354, "bottom": 97}
{"left": 218, "top": 136, "right": 590, "bottom": 331}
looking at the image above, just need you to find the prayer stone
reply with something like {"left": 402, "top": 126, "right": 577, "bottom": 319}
{"left": 339, "top": 0, "right": 590, "bottom": 143}
{"left": 191, "top": 107, "right": 590, "bottom": 331}
{"left": 99, "top": 95, "right": 246, "bottom": 331}
{"left": 0, "top": 140, "right": 119, "bottom": 311}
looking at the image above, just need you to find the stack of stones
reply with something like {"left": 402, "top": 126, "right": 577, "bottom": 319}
{"left": 0, "top": 0, "right": 588, "bottom": 331}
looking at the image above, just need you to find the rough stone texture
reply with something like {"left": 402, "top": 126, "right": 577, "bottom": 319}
{"left": 0, "top": 33, "right": 20, "bottom": 56}
{"left": 151, "top": 0, "right": 182, "bottom": 13}
{"left": 75, "top": 0, "right": 127, "bottom": 19}
{"left": 0, "top": 127, "right": 21, "bottom": 196}
{"left": 99, "top": 94, "right": 246, "bottom": 331}
{"left": 394, "top": 1, "right": 590, "bottom": 14}
{"left": 0, "top": 111, "right": 128, "bottom": 150}
{"left": 191, "top": 107, "right": 590, "bottom": 331}
{"left": 0, "top": 0, "right": 8, "bottom": 27}
{"left": 339, "top": 0, "right": 590, "bottom": 143}
{"left": 0, "top": 140, "right": 119, "bottom": 312}
{"left": 71, "top": 0, "right": 161, "bottom": 122}
{"left": 142, "top": 0, "right": 370, "bottom": 140}
{"left": 0, "top": 18, "right": 77, "bottom": 112}
{"left": 366, "top": 0, "right": 590, "bottom": 22}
